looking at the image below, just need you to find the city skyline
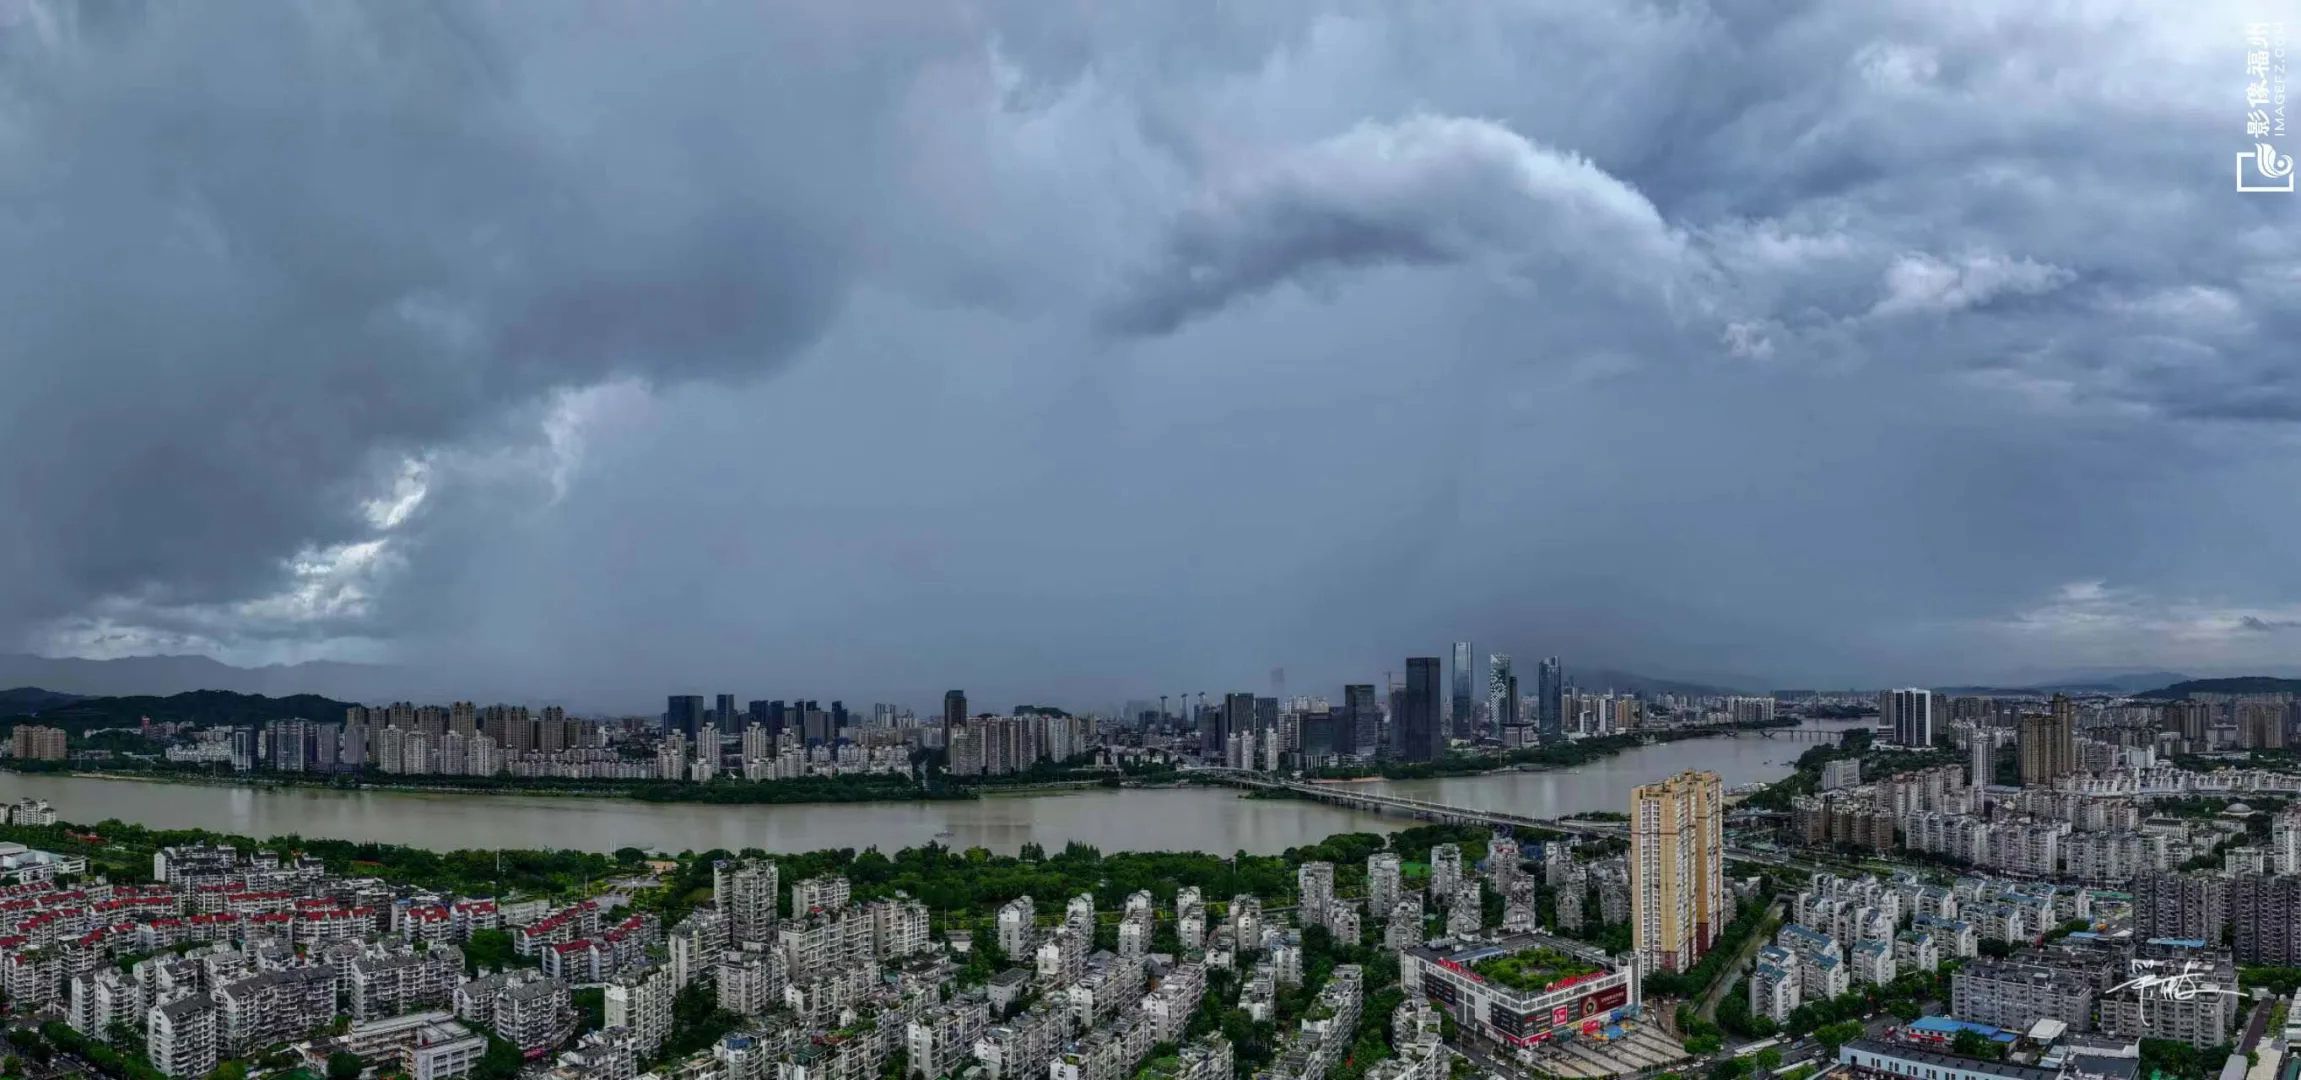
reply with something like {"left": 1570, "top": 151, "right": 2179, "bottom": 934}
{"left": 0, "top": 643, "right": 2230, "bottom": 721}
{"left": 2, "top": 5, "right": 2289, "bottom": 1080}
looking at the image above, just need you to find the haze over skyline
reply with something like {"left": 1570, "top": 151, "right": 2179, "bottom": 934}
{"left": 1, "top": 1, "right": 2293, "bottom": 709}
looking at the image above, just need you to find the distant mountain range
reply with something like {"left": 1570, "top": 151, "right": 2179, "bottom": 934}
{"left": 1565, "top": 666, "right": 1756, "bottom": 697}
{"left": 0, "top": 653, "right": 419, "bottom": 703}
{"left": 1934, "top": 671, "right": 2196, "bottom": 696}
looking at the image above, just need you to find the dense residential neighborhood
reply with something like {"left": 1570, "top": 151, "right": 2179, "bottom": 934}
{"left": 0, "top": 812, "right": 1570, "bottom": 1080}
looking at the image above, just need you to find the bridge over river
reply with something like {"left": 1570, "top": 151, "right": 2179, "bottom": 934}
{"left": 1194, "top": 769, "right": 1836, "bottom": 873}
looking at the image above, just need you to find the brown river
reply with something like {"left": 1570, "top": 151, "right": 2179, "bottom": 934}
{"left": 14, "top": 722, "right": 1860, "bottom": 854}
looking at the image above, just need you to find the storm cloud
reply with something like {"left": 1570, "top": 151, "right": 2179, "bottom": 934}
{"left": 1, "top": 0, "right": 2294, "bottom": 708}
{"left": 1099, "top": 115, "right": 1697, "bottom": 336}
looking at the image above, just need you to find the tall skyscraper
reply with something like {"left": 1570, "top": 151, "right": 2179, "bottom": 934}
{"left": 1200, "top": 697, "right": 1226, "bottom": 759}
{"left": 1344, "top": 684, "right": 1378, "bottom": 759}
{"left": 1400, "top": 658, "right": 1443, "bottom": 762}
{"left": 1300, "top": 708, "right": 1337, "bottom": 761}
{"left": 1450, "top": 641, "right": 1475, "bottom": 735}
{"left": 666, "top": 695, "right": 706, "bottom": 740}
{"left": 1537, "top": 657, "right": 1564, "bottom": 739}
{"left": 944, "top": 690, "right": 967, "bottom": 731}
{"left": 1881, "top": 688, "right": 1934, "bottom": 748}
{"left": 1388, "top": 681, "right": 1404, "bottom": 752}
{"left": 714, "top": 694, "right": 738, "bottom": 739}
{"left": 1630, "top": 770, "right": 1725, "bottom": 973}
{"left": 1487, "top": 654, "right": 1516, "bottom": 732}
{"left": 1225, "top": 692, "right": 1256, "bottom": 746}
{"left": 2019, "top": 694, "right": 2079, "bottom": 785}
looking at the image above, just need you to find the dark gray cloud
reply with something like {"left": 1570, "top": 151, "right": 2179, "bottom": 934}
{"left": 0, "top": 1, "right": 878, "bottom": 632}
{"left": 1098, "top": 116, "right": 1695, "bottom": 336}
{"left": 1, "top": 0, "right": 2293, "bottom": 706}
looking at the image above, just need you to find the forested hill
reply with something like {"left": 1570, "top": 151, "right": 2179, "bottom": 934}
{"left": 2134, "top": 676, "right": 2301, "bottom": 700}
{"left": 0, "top": 689, "right": 353, "bottom": 733}
{"left": 0, "top": 688, "right": 82, "bottom": 715}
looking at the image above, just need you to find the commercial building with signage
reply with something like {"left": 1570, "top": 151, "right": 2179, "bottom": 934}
{"left": 1401, "top": 934, "right": 1638, "bottom": 1054}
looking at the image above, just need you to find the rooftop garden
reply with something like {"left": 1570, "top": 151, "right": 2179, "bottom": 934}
{"left": 1469, "top": 947, "right": 1602, "bottom": 992}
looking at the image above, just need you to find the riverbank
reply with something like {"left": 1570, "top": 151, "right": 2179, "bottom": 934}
{"left": 0, "top": 760, "right": 1192, "bottom": 806}
{"left": 5, "top": 764, "right": 967, "bottom": 804}
{"left": 0, "top": 770, "right": 1402, "bottom": 855}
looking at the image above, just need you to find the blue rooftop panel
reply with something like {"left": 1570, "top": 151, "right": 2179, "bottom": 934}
{"left": 1908, "top": 1017, "right": 2014, "bottom": 1042}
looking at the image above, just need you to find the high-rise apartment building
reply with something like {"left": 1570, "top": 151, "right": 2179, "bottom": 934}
{"left": 2165, "top": 701, "right": 2212, "bottom": 745}
{"left": 2232, "top": 874, "right": 2301, "bottom": 966}
{"left": 309, "top": 720, "right": 341, "bottom": 771}
{"left": 1399, "top": 659, "right": 1443, "bottom": 762}
{"left": 1367, "top": 853, "right": 1402, "bottom": 917}
{"left": 605, "top": 965, "right": 675, "bottom": 1057}
{"left": 2239, "top": 702, "right": 2288, "bottom": 750}
{"left": 2135, "top": 873, "right": 2227, "bottom": 943}
{"left": 1537, "top": 657, "right": 1564, "bottom": 740}
{"left": 714, "top": 858, "right": 779, "bottom": 944}
{"left": 10, "top": 725, "right": 67, "bottom": 761}
{"left": 1881, "top": 689, "right": 1934, "bottom": 748}
{"left": 1630, "top": 770, "right": 1725, "bottom": 973}
{"left": 2019, "top": 695, "right": 2079, "bottom": 786}
{"left": 1450, "top": 641, "right": 1475, "bottom": 735}
{"left": 151, "top": 995, "right": 220, "bottom": 1078}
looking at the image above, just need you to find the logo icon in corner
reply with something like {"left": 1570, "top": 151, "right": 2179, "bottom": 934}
{"left": 2238, "top": 142, "right": 2296, "bottom": 192}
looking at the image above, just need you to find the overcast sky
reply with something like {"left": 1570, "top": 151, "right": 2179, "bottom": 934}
{"left": 1, "top": 0, "right": 2296, "bottom": 710}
